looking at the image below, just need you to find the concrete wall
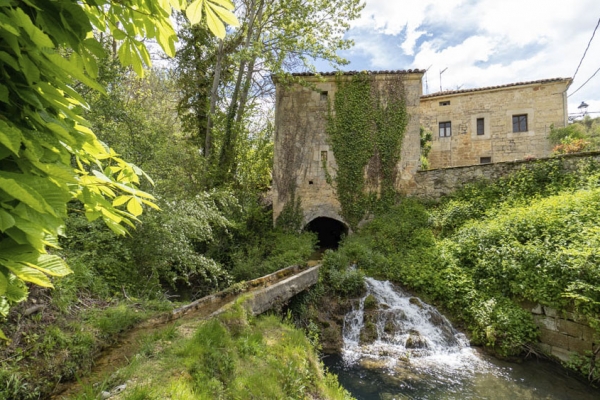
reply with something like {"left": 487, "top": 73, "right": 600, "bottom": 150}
{"left": 421, "top": 79, "right": 571, "bottom": 169}
{"left": 408, "top": 151, "right": 600, "bottom": 200}
{"left": 273, "top": 71, "right": 424, "bottom": 227}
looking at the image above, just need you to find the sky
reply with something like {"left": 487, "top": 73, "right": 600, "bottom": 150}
{"left": 321, "top": 0, "right": 600, "bottom": 117}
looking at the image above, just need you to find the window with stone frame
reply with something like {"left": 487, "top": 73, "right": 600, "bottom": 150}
{"left": 476, "top": 118, "right": 485, "bottom": 135}
{"left": 439, "top": 121, "right": 452, "bottom": 137}
{"left": 512, "top": 114, "right": 528, "bottom": 132}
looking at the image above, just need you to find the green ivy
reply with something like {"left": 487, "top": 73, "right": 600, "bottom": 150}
{"left": 326, "top": 73, "right": 408, "bottom": 229}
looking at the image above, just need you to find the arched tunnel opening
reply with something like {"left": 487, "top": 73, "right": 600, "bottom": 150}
{"left": 304, "top": 217, "right": 348, "bottom": 250}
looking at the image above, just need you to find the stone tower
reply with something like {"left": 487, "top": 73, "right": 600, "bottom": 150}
{"left": 272, "top": 70, "right": 424, "bottom": 235}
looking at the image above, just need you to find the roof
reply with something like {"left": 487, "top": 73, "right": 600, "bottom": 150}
{"left": 421, "top": 77, "right": 572, "bottom": 99}
{"left": 291, "top": 69, "right": 426, "bottom": 77}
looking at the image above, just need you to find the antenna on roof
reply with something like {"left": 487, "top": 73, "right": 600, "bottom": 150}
{"left": 425, "top": 65, "right": 432, "bottom": 95}
{"left": 440, "top": 67, "right": 448, "bottom": 92}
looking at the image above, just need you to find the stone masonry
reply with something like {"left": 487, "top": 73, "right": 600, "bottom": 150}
{"left": 410, "top": 151, "right": 600, "bottom": 200}
{"left": 521, "top": 301, "right": 597, "bottom": 363}
{"left": 272, "top": 71, "right": 424, "bottom": 228}
{"left": 421, "top": 78, "right": 572, "bottom": 169}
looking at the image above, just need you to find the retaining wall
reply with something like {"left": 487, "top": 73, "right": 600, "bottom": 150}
{"left": 520, "top": 302, "right": 597, "bottom": 362}
{"left": 408, "top": 151, "right": 600, "bottom": 200}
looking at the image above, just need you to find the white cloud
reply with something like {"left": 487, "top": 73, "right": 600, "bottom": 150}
{"left": 344, "top": 0, "right": 600, "bottom": 113}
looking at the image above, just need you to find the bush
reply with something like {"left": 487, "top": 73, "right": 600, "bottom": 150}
{"left": 321, "top": 250, "right": 365, "bottom": 296}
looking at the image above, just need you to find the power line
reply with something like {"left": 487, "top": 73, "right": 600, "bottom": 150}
{"left": 568, "top": 65, "right": 600, "bottom": 97}
{"left": 572, "top": 17, "right": 600, "bottom": 82}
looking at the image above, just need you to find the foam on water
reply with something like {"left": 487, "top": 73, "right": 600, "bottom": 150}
{"left": 341, "top": 278, "right": 496, "bottom": 377}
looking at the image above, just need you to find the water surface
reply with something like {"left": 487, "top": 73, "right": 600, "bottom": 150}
{"left": 326, "top": 278, "right": 600, "bottom": 400}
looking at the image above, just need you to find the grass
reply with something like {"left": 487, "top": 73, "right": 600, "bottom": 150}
{"left": 0, "top": 294, "right": 173, "bottom": 400}
{"left": 64, "top": 301, "right": 354, "bottom": 400}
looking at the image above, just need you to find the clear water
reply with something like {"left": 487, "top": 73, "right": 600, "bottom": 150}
{"left": 324, "top": 278, "right": 600, "bottom": 400}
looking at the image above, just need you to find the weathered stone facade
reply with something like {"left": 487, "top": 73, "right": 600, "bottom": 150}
{"left": 410, "top": 151, "right": 600, "bottom": 200}
{"left": 272, "top": 71, "right": 424, "bottom": 227}
{"left": 421, "top": 78, "right": 572, "bottom": 169}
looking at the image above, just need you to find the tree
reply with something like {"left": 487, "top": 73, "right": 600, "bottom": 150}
{"left": 176, "top": 0, "right": 364, "bottom": 188}
{"left": 0, "top": 0, "right": 238, "bottom": 340}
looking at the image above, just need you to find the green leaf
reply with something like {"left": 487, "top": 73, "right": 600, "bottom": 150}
{"left": 0, "top": 84, "right": 8, "bottom": 103}
{"left": 0, "top": 328, "right": 7, "bottom": 341}
{"left": 209, "top": 0, "right": 235, "bottom": 10}
{"left": 10, "top": 8, "right": 55, "bottom": 49}
{"left": 0, "top": 272, "right": 6, "bottom": 296}
{"left": 44, "top": 52, "right": 105, "bottom": 93}
{"left": 19, "top": 54, "right": 40, "bottom": 84}
{"left": 5, "top": 275, "right": 27, "bottom": 302}
{"left": 0, "top": 174, "right": 52, "bottom": 215}
{"left": 186, "top": 0, "right": 205, "bottom": 25}
{"left": 127, "top": 197, "right": 143, "bottom": 217}
{"left": 103, "top": 217, "right": 128, "bottom": 236}
{"left": 0, "top": 51, "right": 20, "bottom": 71}
{"left": 0, "top": 297, "right": 8, "bottom": 318}
{"left": 207, "top": 2, "right": 239, "bottom": 27}
{"left": 113, "top": 195, "right": 131, "bottom": 207}
{"left": 0, "top": 208, "right": 15, "bottom": 232}
{"left": 0, "top": 119, "right": 23, "bottom": 156}
{"left": 3, "top": 261, "right": 53, "bottom": 288}
{"left": 28, "top": 254, "right": 71, "bottom": 277}
{"left": 204, "top": 4, "right": 226, "bottom": 39}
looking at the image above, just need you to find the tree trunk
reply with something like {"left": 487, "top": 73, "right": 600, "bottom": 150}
{"left": 217, "top": 0, "right": 259, "bottom": 183}
{"left": 205, "top": 39, "right": 224, "bottom": 159}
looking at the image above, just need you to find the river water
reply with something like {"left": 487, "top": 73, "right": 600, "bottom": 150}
{"left": 323, "top": 278, "right": 600, "bottom": 400}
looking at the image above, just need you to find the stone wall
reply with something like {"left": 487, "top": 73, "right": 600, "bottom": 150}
{"left": 408, "top": 151, "right": 600, "bottom": 200}
{"left": 273, "top": 71, "right": 424, "bottom": 227}
{"left": 421, "top": 79, "right": 571, "bottom": 169}
{"left": 521, "top": 302, "right": 597, "bottom": 362}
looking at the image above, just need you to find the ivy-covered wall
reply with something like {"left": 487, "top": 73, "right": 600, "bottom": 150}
{"left": 272, "top": 71, "right": 424, "bottom": 229}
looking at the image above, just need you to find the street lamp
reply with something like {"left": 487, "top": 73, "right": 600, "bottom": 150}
{"left": 578, "top": 101, "right": 589, "bottom": 116}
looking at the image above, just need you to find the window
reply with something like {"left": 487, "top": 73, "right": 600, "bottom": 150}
{"left": 480, "top": 157, "right": 492, "bottom": 164}
{"left": 512, "top": 114, "right": 528, "bottom": 132}
{"left": 439, "top": 101, "right": 450, "bottom": 106}
{"left": 439, "top": 121, "right": 452, "bottom": 137}
{"left": 321, "top": 151, "right": 327, "bottom": 161}
{"left": 476, "top": 118, "right": 485, "bottom": 135}
{"left": 320, "top": 91, "right": 328, "bottom": 101}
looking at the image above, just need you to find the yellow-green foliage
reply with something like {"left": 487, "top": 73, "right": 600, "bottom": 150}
{"left": 329, "top": 160, "right": 600, "bottom": 359}
{"left": 83, "top": 305, "right": 353, "bottom": 400}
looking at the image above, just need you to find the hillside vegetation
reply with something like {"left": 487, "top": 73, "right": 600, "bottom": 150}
{"left": 322, "top": 157, "right": 600, "bottom": 381}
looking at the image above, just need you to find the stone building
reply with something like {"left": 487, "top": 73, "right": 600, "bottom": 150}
{"left": 272, "top": 70, "right": 424, "bottom": 234}
{"left": 272, "top": 73, "right": 571, "bottom": 234}
{"left": 421, "top": 78, "right": 572, "bottom": 169}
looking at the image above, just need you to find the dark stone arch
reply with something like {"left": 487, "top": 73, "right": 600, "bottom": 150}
{"left": 304, "top": 217, "right": 349, "bottom": 249}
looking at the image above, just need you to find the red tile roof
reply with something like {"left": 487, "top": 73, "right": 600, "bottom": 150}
{"left": 291, "top": 69, "right": 426, "bottom": 76}
{"left": 421, "top": 78, "right": 572, "bottom": 98}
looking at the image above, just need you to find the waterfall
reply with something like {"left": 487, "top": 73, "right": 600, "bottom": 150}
{"left": 328, "top": 278, "right": 600, "bottom": 399}
{"left": 341, "top": 278, "right": 477, "bottom": 370}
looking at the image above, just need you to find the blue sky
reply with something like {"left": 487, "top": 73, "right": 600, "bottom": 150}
{"left": 321, "top": 0, "right": 600, "bottom": 116}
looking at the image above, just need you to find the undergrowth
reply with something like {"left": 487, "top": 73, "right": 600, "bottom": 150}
{"left": 68, "top": 303, "right": 353, "bottom": 399}
{"left": 322, "top": 158, "right": 600, "bottom": 365}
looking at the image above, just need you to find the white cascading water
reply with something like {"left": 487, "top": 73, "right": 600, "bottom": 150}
{"left": 342, "top": 278, "right": 487, "bottom": 373}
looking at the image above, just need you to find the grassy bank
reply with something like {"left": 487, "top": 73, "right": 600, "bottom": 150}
{"left": 64, "top": 302, "right": 352, "bottom": 400}
{"left": 320, "top": 158, "right": 600, "bottom": 381}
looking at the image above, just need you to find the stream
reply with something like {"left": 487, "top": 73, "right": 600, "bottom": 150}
{"left": 323, "top": 278, "right": 600, "bottom": 400}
